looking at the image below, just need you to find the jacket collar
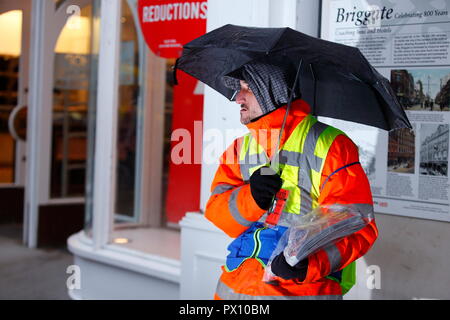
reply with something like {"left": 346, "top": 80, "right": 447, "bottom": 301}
{"left": 245, "top": 99, "right": 311, "bottom": 159}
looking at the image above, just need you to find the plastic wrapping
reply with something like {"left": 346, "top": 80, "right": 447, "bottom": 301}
{"left": 263, "top": 204, "right": 373, "bottom": 282}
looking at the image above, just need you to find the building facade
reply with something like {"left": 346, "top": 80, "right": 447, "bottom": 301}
{"left": 391, "top": 69, "right": 415, "bottom": 110}
{"left": 388, "top": 128, "right": 415, "bottom": 172}
{"left": 420, "top": 124, "right": 449, "bottom": 176}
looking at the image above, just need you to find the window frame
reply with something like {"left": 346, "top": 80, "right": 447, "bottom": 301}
{"left": 112, "top": 0, "right": 166, "bottom": 228}
{"left": 92, "top": 0, "right": 168, "bottom": 251}
{"left": 91, "top": 0, "right": 122, "bottom": 249}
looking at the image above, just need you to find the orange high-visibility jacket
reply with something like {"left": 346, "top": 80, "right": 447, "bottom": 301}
{"left": 205, "top": 99, "right": 378, "bottom": 299}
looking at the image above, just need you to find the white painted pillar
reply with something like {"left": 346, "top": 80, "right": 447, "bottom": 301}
{"left": 15, "top": 1, "right": 31, "bottom": 186}
{"left": 296, "top": 0, "right": 321, "bottom": 37}
{"left": 24, "top": 0, "right": 54, "bottom": 247}
{"left": 91, "top": 0, "right": 122, "bottom": 249}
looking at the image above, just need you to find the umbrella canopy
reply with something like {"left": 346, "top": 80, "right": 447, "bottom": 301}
{"left": 176, "top": 24, "right": 412, "bottom": 131}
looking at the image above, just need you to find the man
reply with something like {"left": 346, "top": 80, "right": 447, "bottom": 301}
{"left": 204, "top": 63, "right": 378, "bottom": 300}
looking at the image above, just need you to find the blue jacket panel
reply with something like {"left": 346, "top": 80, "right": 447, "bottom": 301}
{"left": 225, "top": 223, "right": 288, "bottom": 271}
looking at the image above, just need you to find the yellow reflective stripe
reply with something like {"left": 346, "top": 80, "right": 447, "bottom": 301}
{"left": 278, "top": 116, "right": 319, "bottom": 214}
{"left": 238, "top": 117, "right": 345, "bottom": 216}
{"left": 239, "top": 135, "right": 269, "bottom": 181}
{"left": 311, "top": 126, "right": 345, "bottom": 201}
{"left": 248, "top": 134, "right": 265, "bottom": 155}
{"left": 279, "top": 164, "right": 300, "bottom": 214}
{"left": 282, "top": 114, "right": 317, "bottom": 153}
{"left": 239, "top": 134, "right": 251, "bottom": 162}
{"left": 314, "top": 126, "right": 345, "bottom": 161}
{"left": 298, "top": 121, "right": 329, "bottom": 214}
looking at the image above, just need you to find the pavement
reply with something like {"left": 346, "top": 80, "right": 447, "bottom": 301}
{"left": 0, "top": 224, "right": 74, "bottom": 300}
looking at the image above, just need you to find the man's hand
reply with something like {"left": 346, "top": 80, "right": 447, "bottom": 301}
{"left": 271, "top": 253, "right": 308, "bottom": 281}
{"left": 249, "top": 167, "right": 282, "bottom": 210}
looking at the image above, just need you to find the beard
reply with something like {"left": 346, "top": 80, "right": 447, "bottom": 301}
{"left": 240, "top": 104, "right": 252, "bottom": 124}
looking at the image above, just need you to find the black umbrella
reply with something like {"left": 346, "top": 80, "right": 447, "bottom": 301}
{"left": 175, "top": 24, "right": 412, "bottom": 131}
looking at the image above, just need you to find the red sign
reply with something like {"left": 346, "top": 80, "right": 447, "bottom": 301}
{"left": 138, "top": 1, "right": 207, "bottom": 223}
{"left": 165, "top": 70, "right": 204, "bottom": 223}
{"left": 138, "top": 0, "right": 207, "bottom": 58}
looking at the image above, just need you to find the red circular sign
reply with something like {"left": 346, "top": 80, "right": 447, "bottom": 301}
{"left": 138, "top": 0, "right": 207, "bottom": 58}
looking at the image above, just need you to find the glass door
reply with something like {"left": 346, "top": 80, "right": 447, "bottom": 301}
{"left": 0, "top": 8, "right": 27, "bottom": 185}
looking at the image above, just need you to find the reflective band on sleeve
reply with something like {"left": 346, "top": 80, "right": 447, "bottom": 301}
{"left": 353, "top": 203, "right": 375, "bottom": 220}
{"left": 211, "top": 183, "right": 235, "bottom": 196}
{"left": 323, "top": 244, "right": 342, "bottom": 273}
{"left": 215, "top": 279, "right": 342, "bottom": 300}
{"left": 228, "top": 186, "right": 254, "bottom": 227}
{"left": 240, "top": 164, "right": 251, "bottom": 182}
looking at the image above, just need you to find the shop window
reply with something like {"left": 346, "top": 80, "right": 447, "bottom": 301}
{"left": 0, "top": 10, "right": 22, "bottom": 183}
{"left": 106, "top": 0, "right": 203, "bottom": 257}
{"left": 51, "top": 3, "right": 98, "bottom": 198}
{"left": 114, "top": 0, "right": 141, "bottom": 223}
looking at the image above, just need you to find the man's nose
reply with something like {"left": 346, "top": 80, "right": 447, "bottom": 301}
{"left": 235, "top": 90, "right": 245, "bottom": 104}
